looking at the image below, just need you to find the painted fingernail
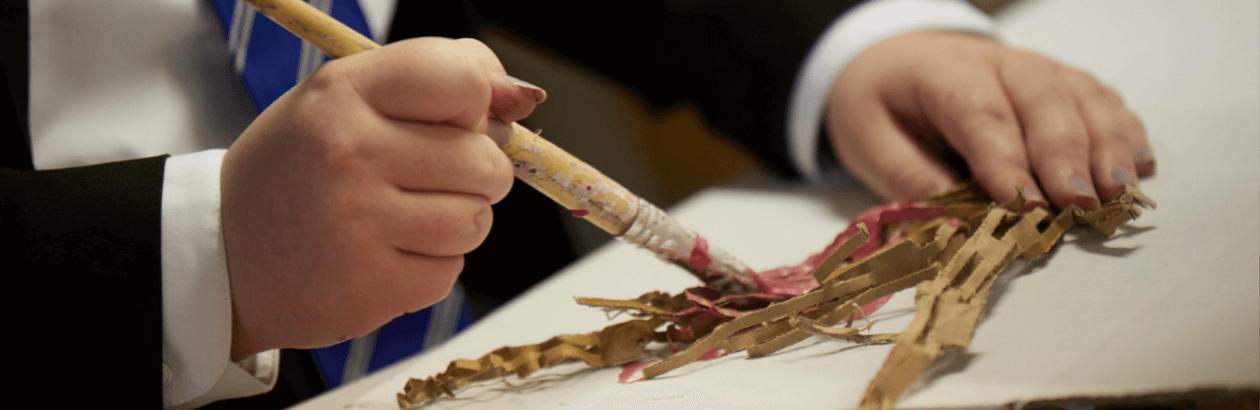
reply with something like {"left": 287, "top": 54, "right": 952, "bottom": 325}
{"left": 1021, "top": 199, "right": 1048, "bottom": 213}
{"left": 504, "top": 74, "right": 547, "bottom": 103}
{"left": 488, "top": 118, "right": 511, "bottom": 148}
{"left": 1025, "top": 186, "right": 1046, "bottom": 202}
{"left": 1135, "top": 145, "right": 1155, "bottom": 162}
{"left": 1111, "top": 166, "right": 1136, "bottom": 186}
{"left": 1069, "top": 176, "right": 1101, "bottom": 210}
{"left": 1071, "top": 176, "right": 1097, "bottom": 197}
{"left": 1020, "top": 186, "right": 1048, "bottom": 212}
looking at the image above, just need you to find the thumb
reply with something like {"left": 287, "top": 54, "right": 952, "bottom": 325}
{"left": 827, "top": 103, "right": 958, "bottom": 201}
{"left": 490, "top": 74, "right": 547, "bottom": 123}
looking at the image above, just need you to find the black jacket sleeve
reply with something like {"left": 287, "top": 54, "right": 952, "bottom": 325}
{"left": 0, "top": 156, "right": 166, "bottom": 405}
{"left": 391, "top": 0, "right": 865, "bottom": 178}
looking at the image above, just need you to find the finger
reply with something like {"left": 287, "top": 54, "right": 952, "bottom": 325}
{"left": 368, "top": 251, "right": 465, "bottom": 325}
{"left": 385, "top": 192, "right": 494, "bottom": 257}
{"left": 334, "top": 37, "right": 505, "bottom": 130}
{"left": 915, "top": 62, "right": 1045, "bottom": 206}
{"left": 1062, "top": 69, "right": 1142, "bottom": 202}
{"left": 1088, "top": 78, "right": 1155, "bottom": 176}
{"left": 450, "top": 38, "right": 546, "bottom": 123}
{"left": 1128, "top": 113, "right": 1156, "bottom": 176}
{"left": 491, "top": 74, "right": 547, "bottom": 123}
{"left": 307, "top": 245, "right": 465, "bottom": 344}
{"left": 371, "top": 121, "right": 514, "bottom": 204}
{"left": 392, "top": 253, "right": 464, "bottom": 314}
{"left": 998, "top": 52, "right": 1098, "bottom": 210}
{"left": 827, "top": 100, "right": 959, "bottom": 201}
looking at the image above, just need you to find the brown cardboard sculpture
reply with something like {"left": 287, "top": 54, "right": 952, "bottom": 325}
{"left": 397, "top": 183, "right": 1155, "bottom": 409}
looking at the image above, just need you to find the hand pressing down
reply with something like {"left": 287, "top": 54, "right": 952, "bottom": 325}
{"left": 827, "top": 31, "right": 1155, "bottom": 210}
{"left": 220, "top": 38, "right": 546, "bottom": 361}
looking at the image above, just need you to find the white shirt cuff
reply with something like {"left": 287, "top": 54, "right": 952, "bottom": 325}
{"left": 786, "top": 0, "right": 998, "bottom": 182}
{"left": 161, "top": 149, "right": 277, "bottom": 408}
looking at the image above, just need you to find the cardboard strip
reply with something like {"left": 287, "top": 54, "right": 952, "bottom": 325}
{"left": 789, "top": 316, "right": 899, "bottom": 345}
{"left": 396, "top": 319, "right": 660, "bottom": 408}
{"left": 743, "top": 263, "right": 941, "bottom": 358}
{"left": 811, "top": 223, "right": 869, "bottom": 283}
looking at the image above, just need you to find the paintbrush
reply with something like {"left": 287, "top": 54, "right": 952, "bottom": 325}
{"left": 238, "top": 0, "right": 759, "bottom": 294}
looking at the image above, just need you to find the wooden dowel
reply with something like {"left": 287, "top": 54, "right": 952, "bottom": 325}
{"left": 241, "top": 0, "right": 379, "bottom": 58}
{"left": 502, "top": 123, "right": 640, "bottom": 235}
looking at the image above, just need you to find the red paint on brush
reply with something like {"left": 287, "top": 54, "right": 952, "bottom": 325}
{"left": 689, "top": 235, "right": 713, "bottom": 270}
{"left": 570, "top": 209, "right": 589, "bottom": 217}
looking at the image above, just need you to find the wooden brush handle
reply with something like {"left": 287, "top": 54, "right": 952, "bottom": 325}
{"left": 241, "top": 0, "right": 379, "bottom": 58}
{"left": 502, "top": 123, "right": 641, "bottom": 235}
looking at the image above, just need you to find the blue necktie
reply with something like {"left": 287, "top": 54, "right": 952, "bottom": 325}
{"left": 207, "top": 0, "right": 371, "bottom": 110}
{"left": 205, "top": 0, "right": 477, "bottom": 388}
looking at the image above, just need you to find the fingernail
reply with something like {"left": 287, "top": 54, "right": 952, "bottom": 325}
{"left": 1134, "top": 145, "right": 1157, "bottom": 176}
{"left": 1069, "top": 176, "right": 1101, "bottom": 210}
{"left": 1020, "top": 186, "right": 1048, "bottom": 212}
{"left": 1021, "top": 199, "right": 1048, "bottom": 213}
{"left": 488, "top": 118, "right": 511, "bottom": 148}
{"left": 1111, "top": 166, "right": 1136, "bottom": 186}
{"left": 1071, "top": 176, "right": 1097, "bottom": 197}
{"left": 504, "top": 74, "right": 547, "bottom": 103}
{"left": 1024, "top": 186, "right": 1046, "bottom": 203}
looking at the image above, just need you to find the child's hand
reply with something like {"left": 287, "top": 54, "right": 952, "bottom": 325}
{"left": 219, "top": 37, "right": 544, "bottom": 360}
{"left": 827, "top": 31, "right": 1154, "bottom": 209}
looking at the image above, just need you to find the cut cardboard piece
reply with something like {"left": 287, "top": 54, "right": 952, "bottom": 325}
{"left": 396, "top": 183, "right": 1155, "bottom": 409}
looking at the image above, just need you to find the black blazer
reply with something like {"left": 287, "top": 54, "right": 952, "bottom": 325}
{"left": 390, "top": 0, "right": 864, "bottom": 178}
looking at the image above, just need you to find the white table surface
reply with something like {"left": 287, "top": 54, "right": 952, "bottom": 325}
{"left": 293, "top": 0, "right": 1260, "bottom": 408}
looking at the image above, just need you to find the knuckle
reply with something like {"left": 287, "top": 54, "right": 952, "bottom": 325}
{"left": 452, "top": 201, "right": 492, "bottom": 240}
{"left": 1035, "top": 83, "right": 1074, "bottom": 107}
{"left": 1092, "top": 83, "right": 1122, "bottom": 103}
{"left": 453, "top": 37, "right": 492, "bottom": 53}
{"left": 1035, "top": 117, "right": 1088, "bottom": 149}
{"left": 1065, "top": 69, "right": 1128, "bottom": 107}
{"left": 484, "top": 149, "right": 514, "bottom": 202}
{"left": 954, "top": 89, "right": 1014, "bottom": 126}
{"left": 316, "top": 128, "right": 371, "bottom": 172}
{"left": 434, "top": 200, "right": 493, "bottom": 255}
{"left": 470, "top": 203, "right": 493, "bottom": 241}
{"left": 1127, "top": 112, "right": 1148, "bottom": 138}
{"left": 1090, "top": 116, "right": 1131, "bottom": 147}
{"left": 972, "top": 148, "right": 1028, "bottom": 177}
{"left": 302, "top": 59, "right": 347, "bottom": 92}
{"left": 418, "top": 257, "right": 463, "bottom": 306}
{"left": 883, "top": 166, "right": 940, "bottom": 200}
